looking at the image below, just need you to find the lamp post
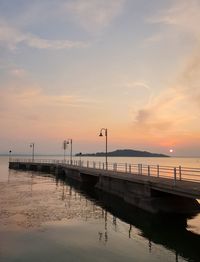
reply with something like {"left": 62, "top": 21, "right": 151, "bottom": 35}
{"left": 66, "top": 139, "right": 73, "bottom": 165}
{"left": 78, "top": 152, "right": 82, "bottom": 161}
{"left": 9, "top": 150, "right": 12, "bottom": 162}
{"left": 30, "top": 143, "right": 35, "bottom": 162}
{"left": 78, "top": 152, "right": 82, "bottom": 166}
{"left": 63, "top": 140, "right": 67, "bottom": 162}
{"left": 99, "top": 128, "right": 108, "bottom": 170}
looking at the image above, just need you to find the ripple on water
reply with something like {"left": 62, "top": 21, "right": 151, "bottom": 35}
{"left": 0, "top": 173, "right": 103, "bottom": 230}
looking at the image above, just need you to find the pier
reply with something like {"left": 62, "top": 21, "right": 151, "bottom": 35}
{"left": 9, "top": 159, "right": 200, "bottom": 214}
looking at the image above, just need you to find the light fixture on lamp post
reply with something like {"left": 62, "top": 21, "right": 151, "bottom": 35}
{"left": 99, "top": 128, "right": 108, "bottom": 170}
{"left": 30, "top": 143, "right": 35, "bottom": 162}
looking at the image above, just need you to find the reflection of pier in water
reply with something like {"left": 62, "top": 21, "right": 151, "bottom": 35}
{"left": 56, "top": 174, "right": 200, "bottom": 262}
{"left": 8, "top": 169, "right": 200, "bottom": 262}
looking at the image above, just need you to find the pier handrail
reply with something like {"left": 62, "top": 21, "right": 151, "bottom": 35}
{"left": 10, "top": 158, "right": 200, "bottom": 183}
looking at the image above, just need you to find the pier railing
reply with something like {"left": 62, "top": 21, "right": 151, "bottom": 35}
{"left": 10, "top": 158, "right": 200, "bottom": 183}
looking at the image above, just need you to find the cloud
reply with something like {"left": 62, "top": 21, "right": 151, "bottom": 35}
{"left": 133, "top": 88, "right": 182, "bottom": 130}
{"left": 0, "top": 0, "right": 126, "bottom": 50}
{"left": 149, "top": 0, "right": 200, "bottom": 40}
{"left": 133, "top": 0, "right": 200, "bottom": 139}
{"left": 177, "top": 49, "right": 200, "bottom": 108}
{"left": 0, "top": 20, "right": 88, "bottom": 50}
{"left": 0, "top": 86, "right": 93, "bottom": 116}
{"left": 24, "top": 35, "right": 88, "bottom": 50}
{"left": 0, "top": 79, "right": 104, "bottom": 143}
{"left": 125, "top": 81, "right": 151, "bottom": 90}
{"left": 132, "top": 48, "right": 200, "bottom": 139}
{"left": 144, "top": 0, "right": 200, "bottom": 52}
{"left": 149, "top": 0, "right": 200, "bottom": 107}
{"left": 64, "top": 0, "right": 125, "bottom": 32}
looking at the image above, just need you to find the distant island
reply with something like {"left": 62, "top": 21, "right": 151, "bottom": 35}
{"left": 76, "top": 149, "right": 169, "bottom": 157}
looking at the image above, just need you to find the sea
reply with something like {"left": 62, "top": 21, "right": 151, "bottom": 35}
{"left": 0, "top": 155, "right": 200, "bottom": 262}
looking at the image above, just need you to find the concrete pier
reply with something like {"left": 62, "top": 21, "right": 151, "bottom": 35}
{"left": 9, "top": 160, "right": 200, "bottom": 215}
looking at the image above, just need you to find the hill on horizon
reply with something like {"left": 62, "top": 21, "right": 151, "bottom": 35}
{"left": 76, "top": 149, "right": 169, "bottom": 157}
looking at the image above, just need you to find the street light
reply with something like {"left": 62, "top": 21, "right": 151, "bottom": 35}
{"left": 30, "top": 143, "right": 35, "bottom": 162}
{"left": 66, "top": 139, "right": 73, "bottom": 165}
{"left": 63, "top": 140, "right": 67, "bottom": 162}
{"left": 78, "top": 152, "right": 82, "bottom": 166}
{"left": 9, "top": 150, "right": 12, "bottom": 162}
{"left": 99, "top": 128, "right": 108, "bottom": 170}
{"left": 78, "top": 152, "right": 82, "bottom": 161}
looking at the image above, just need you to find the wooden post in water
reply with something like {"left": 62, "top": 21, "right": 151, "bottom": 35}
{"left": 148, "top": 165, "right": 150, "bottom": 177}
{"left": 125, "top": 163, "right": 128, "bottom": 173}
{"left": 174, "top": 167, "right": 177, "bottom": 185}
{"left": 179, "top": 166, "right": 182, "bottom": 181}
{"left": 157, "top": 165, "right": 160, "bottom": 178}
{"left": 138, "top": 164, "right": 140, "bottom": 175}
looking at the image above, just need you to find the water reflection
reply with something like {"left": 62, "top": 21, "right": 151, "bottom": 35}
{"left": 56, "top": 175, "right": 200, "bottom": 262}
{"left": 4, "top": 170, "right": 200, "bottom": 262}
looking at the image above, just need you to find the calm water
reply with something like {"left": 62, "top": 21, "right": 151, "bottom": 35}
{"left": 0, "top": 156, "right": 200, "bottom": 262}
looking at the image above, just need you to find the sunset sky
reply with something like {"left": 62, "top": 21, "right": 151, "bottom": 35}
{"left": 1, "top": 0, "right": 200, "bottom": 156}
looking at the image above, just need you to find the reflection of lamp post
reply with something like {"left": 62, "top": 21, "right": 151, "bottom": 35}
{"left": 9, "top": 150, "right": 12, "bottom": 162}
{"left": 30, "top": 143, "right": 35, "bottom": 162}
{"left": 99, "top": 128, "right": 108, "bottom": 170}
{"left": 66, "top": 139, "right": 73, "bottom": 165}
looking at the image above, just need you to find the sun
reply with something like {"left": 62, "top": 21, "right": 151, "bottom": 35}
{"left": 169, "top": 149, "right": 173, "bottom": 153}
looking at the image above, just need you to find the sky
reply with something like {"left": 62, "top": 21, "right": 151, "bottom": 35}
{"left": 1, "top": 0, "right": 200, "bottom": 156}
